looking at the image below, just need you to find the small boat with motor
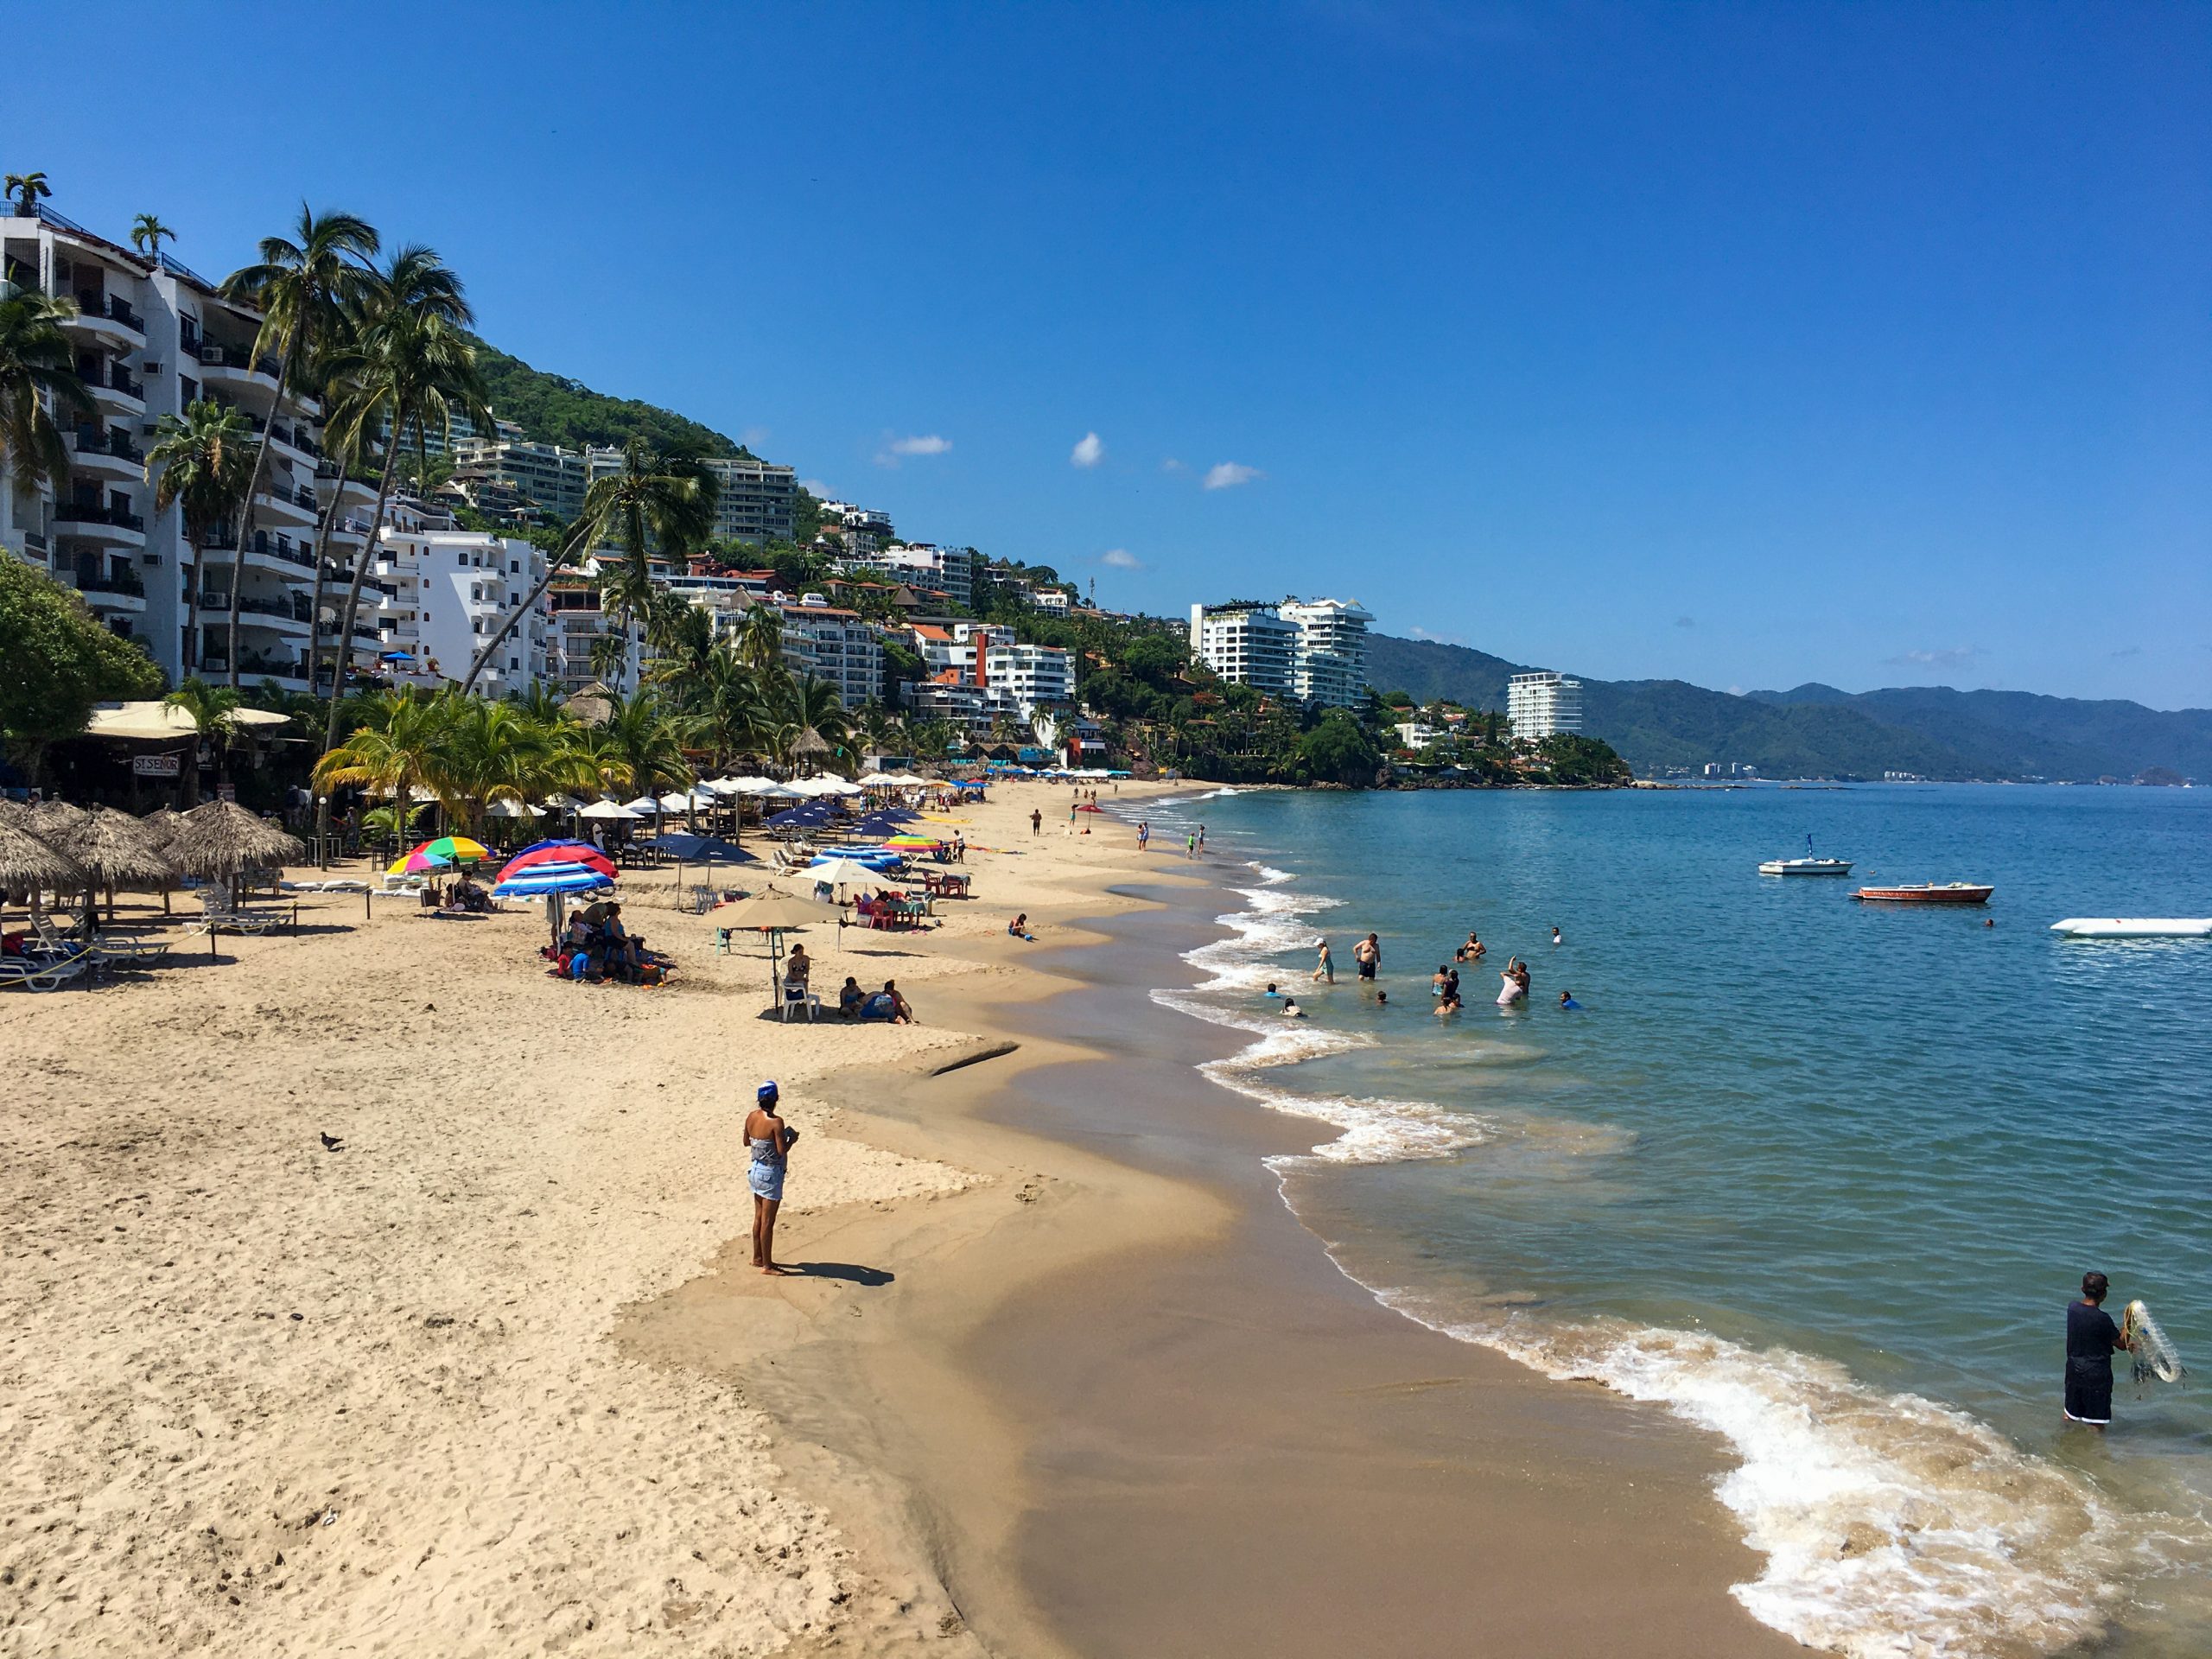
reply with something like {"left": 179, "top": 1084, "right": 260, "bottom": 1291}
{"left": 2049, "top": 918, "right": 2212, "bottom": 939}
{"left": 1760, "top": 835, "right": 1853, "bottom": 877}
{"left": 1853, "top": 882, "right": 1994, "bottom": 905}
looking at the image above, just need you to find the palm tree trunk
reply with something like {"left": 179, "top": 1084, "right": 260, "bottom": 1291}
{"left": 227, "top": 341, "right": 298, "bottom": 691}
{"left": 315, "top": 437, "right": 400, "bottom": 851}
{"left": 182, "top": 524, "right": 204, "bottom": 674}
{"left": 302, "top": 483, "right": 344, "bottom": 704}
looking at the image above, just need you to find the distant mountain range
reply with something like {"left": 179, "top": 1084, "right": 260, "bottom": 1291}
{"left": 1363, "top": 635, "right": 2212, "bottom": 782}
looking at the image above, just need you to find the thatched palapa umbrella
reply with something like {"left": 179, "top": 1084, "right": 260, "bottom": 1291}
{"left": 29, "top": 804, "right": 180, "bottom": 928}
{"left": 170, "top": 801, "right": 307, "bottom": 905}
{"left": 0, "top": 812, "right": 85, "bottom": 917}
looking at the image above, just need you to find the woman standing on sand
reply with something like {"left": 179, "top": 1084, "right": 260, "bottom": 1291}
{"left": 747, "top": 1081, "right": 799, "bottom": 1274}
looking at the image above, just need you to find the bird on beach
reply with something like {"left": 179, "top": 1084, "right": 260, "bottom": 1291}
{"left": 319, "top": 1133, "right": 345, "bottom": 1152}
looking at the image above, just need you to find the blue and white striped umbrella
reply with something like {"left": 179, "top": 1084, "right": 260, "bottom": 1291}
{"left": 492, "top": 861, "right": 615, "bottom": 899}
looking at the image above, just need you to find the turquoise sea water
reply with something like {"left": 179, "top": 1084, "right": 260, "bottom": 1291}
{"left": 1135, "top": 784, "right": 2212, "bottom": 1659}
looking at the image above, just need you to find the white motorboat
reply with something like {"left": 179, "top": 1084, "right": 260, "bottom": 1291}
{"left": 1760, "top": 834, "right": 1852, "bottom": 876}
{"left": 2049, "top": 918, "right": 2212, "bottom": 939}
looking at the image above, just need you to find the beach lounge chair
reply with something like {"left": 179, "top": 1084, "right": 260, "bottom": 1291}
{"left": 0, "top": 944, "right": 91, "bottom": 991}
{"left": 186, "top": 893, "right": 287, "bottom": 935}
{"left": 31, "top": 912, "right": 169, "bottom": 969}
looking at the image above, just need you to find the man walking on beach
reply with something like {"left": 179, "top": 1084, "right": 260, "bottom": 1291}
{"left": 2064, "top": 1271, "right": 2133, "bottom": 1427}
{"left": 1354, "top": 933, "right": 1380, "bottom": 983}
{"left": 1031, "top": 807, "right": 1042, "bottom": 836}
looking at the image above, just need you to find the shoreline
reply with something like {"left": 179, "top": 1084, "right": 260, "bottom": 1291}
{"left": 622, "top": 787, "right": 1804, "bottom": 1656}
{"left": 3, "top": 779, "right": 1805, "bottom": 1656}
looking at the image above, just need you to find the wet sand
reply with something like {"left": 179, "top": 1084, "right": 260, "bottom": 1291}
{"left": 626, "top": 863, "right": 1807, "bottom": 1656}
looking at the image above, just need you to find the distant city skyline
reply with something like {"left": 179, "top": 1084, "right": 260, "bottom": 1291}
{"left": 11, "top": 3, "right": 2208, "bottom": 709}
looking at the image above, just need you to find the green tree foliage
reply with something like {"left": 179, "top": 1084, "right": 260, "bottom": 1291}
{"left": 0, "top": 556, "right": 162, "bottom": 783}
{"left": 469, "top": 340, "right": 747, "bottom": 458}
{"left": 1296, "top": 710, "right": 1382, "bottom": 785}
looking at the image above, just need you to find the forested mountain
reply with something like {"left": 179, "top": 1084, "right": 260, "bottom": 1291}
{"left": 471, "top": 340, "right": 751, "bottom": 458}
{"left": 1363, "top": 634, "right": 2207, "bottom": 781}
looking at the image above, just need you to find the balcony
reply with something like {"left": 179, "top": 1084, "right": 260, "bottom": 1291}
{"left": 88, "top": 363, "right": 147, "bottom": 413}
{"left": 194, "top": 342, "right": 281, "bottom": 396}
{"left": 65, "top": 289, "right": 147, "bottom": 349}
{"left": 51, "top": 503, "right": 147, "bottom": 545}
{"left": 199, "top": 652, "right": 308, "bottom": 688}
{"left": 251, "top": 486, "right": 318, "bottom": 526}
{"left": 199, "top": 590, "right": 314, "bottom": 631}
{"left": 73, "top": 570, "right": 148, "bottom": 612}
{"left": 65, "top": 423, "right": 144, "bottom": 478}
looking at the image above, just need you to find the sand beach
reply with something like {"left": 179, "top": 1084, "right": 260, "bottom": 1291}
{"left": 3, "top": 779, "right": 1799, "bottom": 1656}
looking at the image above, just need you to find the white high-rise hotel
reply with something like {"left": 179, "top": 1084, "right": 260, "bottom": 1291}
{"left": 1188, "top": 597, "right": 1370, "bottom": 709}
{"left": 1508, "top": 671, "right": 1584, "bottom": 739}
{"left": 1, "top": 202, "right": 549, "bottom": 695}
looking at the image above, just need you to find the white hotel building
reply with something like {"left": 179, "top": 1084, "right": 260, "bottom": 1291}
{"left": 905, "top": 622, "right": 1072, "bottom": 722}
{"left": 1507, "top": 671, "right": 1584, "bottom": 740}
{"left": 1, "top": 202, "right": 378, "bottom": 691}
{"left": 1188, "top": 597, "right": 1370, "bottom": 709}
{"left": 358, "top": 511, "right": 553, "bottom": 697}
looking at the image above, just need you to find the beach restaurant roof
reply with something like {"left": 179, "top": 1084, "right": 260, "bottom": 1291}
{"left": 83, "top": 701, "right": 290, "bottom": 742}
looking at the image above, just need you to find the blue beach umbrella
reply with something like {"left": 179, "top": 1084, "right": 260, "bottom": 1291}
{"left": 492, "top": 861, "right": 615, "bottom": 899}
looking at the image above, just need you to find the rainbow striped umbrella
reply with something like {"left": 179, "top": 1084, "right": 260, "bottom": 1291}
{"left": 388, "top": 836, "right": 492, "bottom": 875}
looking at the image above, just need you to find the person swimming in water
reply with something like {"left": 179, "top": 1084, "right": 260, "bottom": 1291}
{"left": 1281, "top": 997, "right": 1307, "bottom": 1019}
{"left": 1558, "top": 989, "right": 1580, "bottom": 1009}
{"left": 1551, "top": 925, "right": 1563, "bottom": 947}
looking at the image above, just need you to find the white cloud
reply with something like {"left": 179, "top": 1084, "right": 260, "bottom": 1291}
{"left": 1101, "top": 548, "right": 1141, "bottom": 569}
{"left": 1071, "top": 431, "right": 1105, "bottom": 468}
{"left": 1407, "top": 625, "right": 1465, "bottom": 645}
{"left": 1885, "top": 645, "right": 1982, "bottom": 669}
{"left": 1203, "top": 461, "right": 1263, "bottom": 491}
{"left": 798, "top": 479, "right": 830, "bottom": 497}
{"left": 1160, "top": 457, "right": 1187, "bottom": 474}
{"left": 875, "top": 434, "right": 951, "bottom": 467}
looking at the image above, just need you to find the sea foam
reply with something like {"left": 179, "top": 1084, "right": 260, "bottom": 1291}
{"left": 1154, "top": 856, "right": 2188, "bottom": 1657}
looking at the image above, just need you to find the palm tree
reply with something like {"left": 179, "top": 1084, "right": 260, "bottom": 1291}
{"left": 687, "top": 642, "right": 770, "bottom": 769}
{"left": 162, "top": 677, "right": 242, "bottom": 807}
{"left": 767, "top": 674, "right": 851, "bottom": 773}
{"left": 130, "top": 214, "right": 175, "bottom": 264}
{"left": 0, "top": 283, "right": 92, "bottom": 508}
{"left": 219, "top": 207, "right": 378, "bottom": 690}
{"left": 594, "top": 688, "right": 696, "bottom": 799}
{"left": 316, "top": 245, "right": 485, "bottom": 836}
{"left": 146, "top": 400, "right": 255, "bottom": 674}
{"left": 313, "top": 690, "right": 461, "bottom": 851}
{"left": 731, "top": 602, "right": 784, "bottom": 673}
{"left": 460, "top": 440, "right": 716, "bottom": 695}
{"left": 438, "top": 696, "right": 559, "bottom": 833}
{"left": 4, "top": 173, "right": 52, "bottom": 218}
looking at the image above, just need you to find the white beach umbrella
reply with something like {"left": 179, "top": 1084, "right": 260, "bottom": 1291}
{"left": 805, "top": 856, "right": 889, "bottom": 891}
{"left": 485, "top": 798, "right": 544, "bottom": 818}
{"left": 579, "top": 800, "right": 644, "bottom": 822}
{"left": 751, "top": 783, "right": 804, "bottom": 799}
{"left": 656, "top": 791, "right": 696, "bottom": 811}
{"left": 702, "top": 777, "right": 747, "bottom": 795}
{"left": 623, "top": 795, "right": 663, "bottom": 814}
{"left": 732, "top": 778, "right": 786, "bottom": 796}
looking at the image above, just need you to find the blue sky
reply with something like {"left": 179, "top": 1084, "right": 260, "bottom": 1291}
{"left": 17, "top": 2, "right": 2210, "bottom": 707}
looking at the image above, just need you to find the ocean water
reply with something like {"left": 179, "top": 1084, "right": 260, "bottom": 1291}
{"left": 1134, "top": 783, "right": 2212, "bottom": 1659}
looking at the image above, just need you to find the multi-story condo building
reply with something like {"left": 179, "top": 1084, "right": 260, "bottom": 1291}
{"left": 1189, "top": 596, "right": 1371, "bottom": 708}
{"left": 1189, "top": 601, "right": 1298, "bottom": 699}
{"left": 1, "top": 202, "right": 353, "bottom": 690}
{"left": 878, "top": 543, "right": 976, "bottom": 608}
{"left": 818, "top": 500, "right": 893, "bottom": 556}
{"left": 1507, "top": 671, "right": 1584, "bottom": 740}
{"left": 359, "top": 524, "right": 551, "bottom": 696}
{"left": 582, "top": 449, "right": 796, "bottom": 548}
{"left": 1280, "top": 597, "right": 1371, "bottom": 709}
{"left": 546, "top": 584, "right": 639, "bottom": 696}
{"left": 772, "top": 595, "right": 883, "bottom": 710}
{"left": 905, "top": 675, "right": 1000, "bottom": 733}
{"left": 449, "top": 428, "right": 588, "bottom": 522}
{"left": 988, "top": 641, "right": 1075, "bottom": 718}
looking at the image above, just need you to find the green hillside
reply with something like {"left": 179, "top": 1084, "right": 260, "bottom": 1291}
{"left": 1362, "top": 635, "right": 2205, "bottom": 781}
{"left": 1750, "top": 684, "right": 2212, "bottom": 782}
{"left": 471, "top": 340, "right": 749, "bottom": 459}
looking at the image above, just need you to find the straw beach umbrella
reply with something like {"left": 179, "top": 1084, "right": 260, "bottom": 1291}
{"left": 0, "top": 811, "right": 85, "bottom": 915}
{"left": 714, "top": 886, "right": 841, "bottom": 998}
{"left": 34, "top": 804, "right": 180, "bottom": 926}
{"left": 169, "top": 801, "right": 308, "bottom": 904}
